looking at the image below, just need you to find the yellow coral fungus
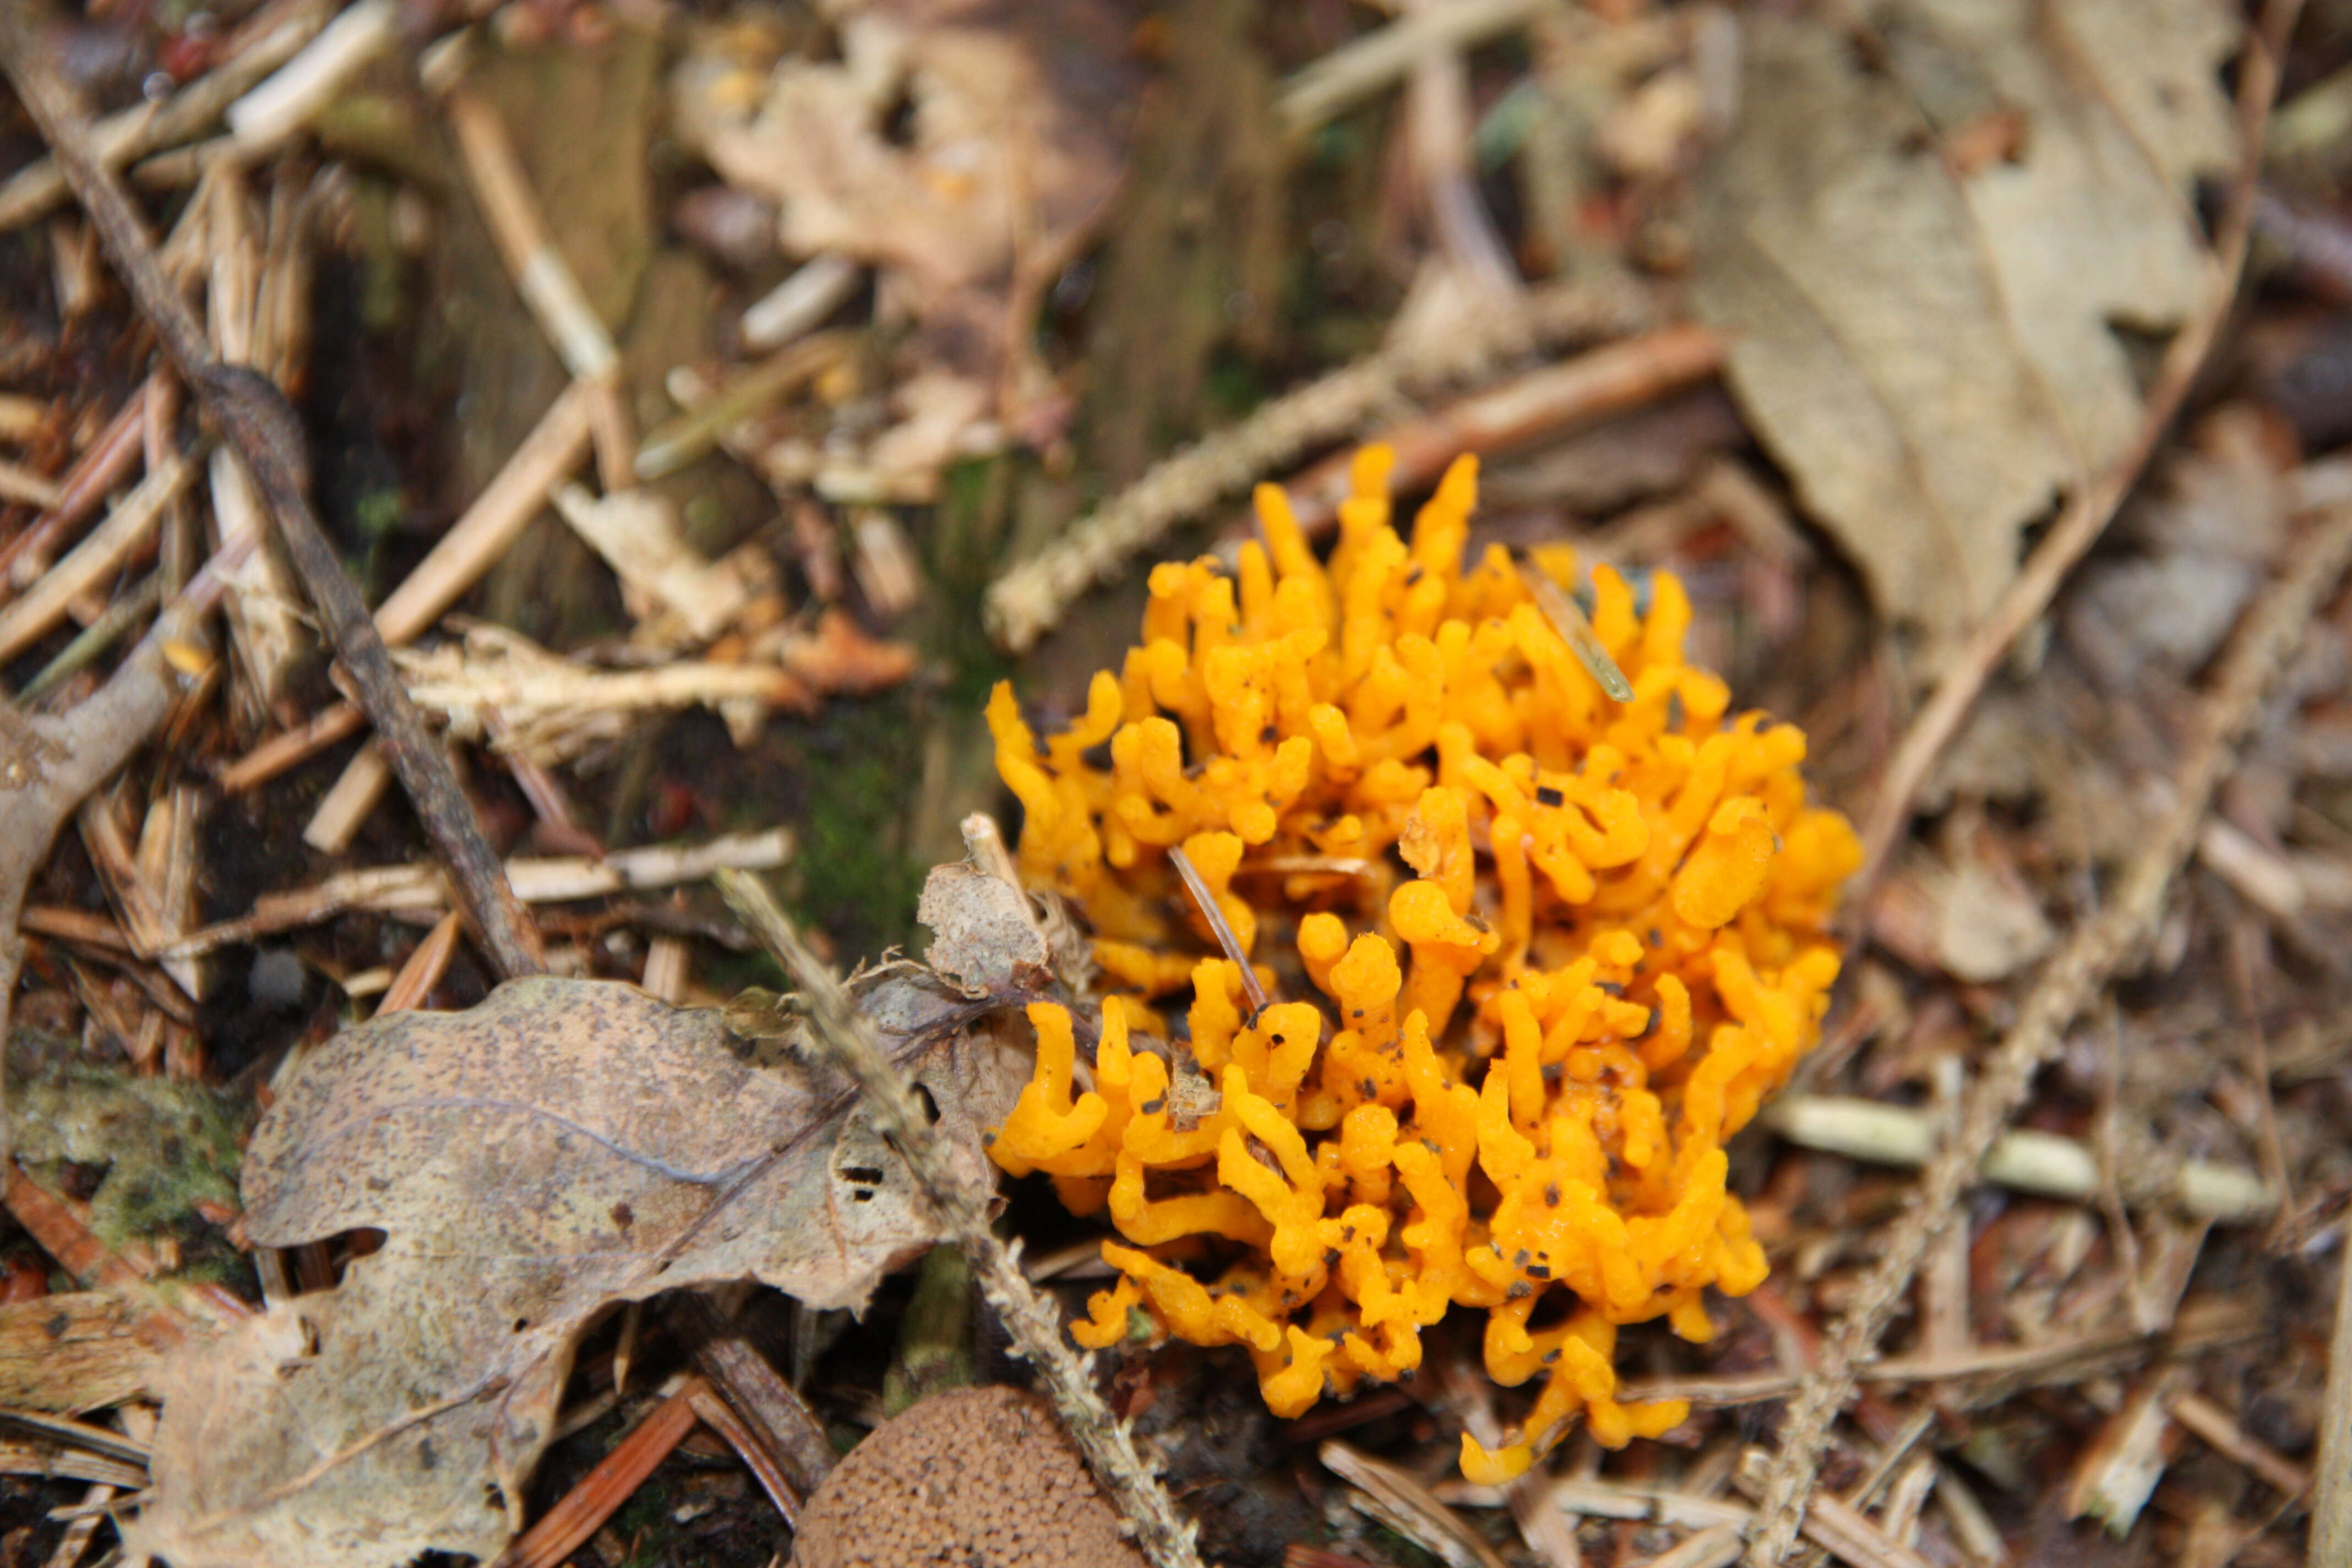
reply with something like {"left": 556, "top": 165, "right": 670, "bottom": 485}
{"left": 985, "top": 446, "right": 1859, "bottom": 1480}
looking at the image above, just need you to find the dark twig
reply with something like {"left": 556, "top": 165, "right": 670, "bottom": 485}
{"left": 713, "top": 869, "right": 1205, "bottom": 1568}
{"left": 489, "top": 1379, "right": 703, "bottom": 1568}
{"left": 671, "top": 1293, "right": 836, "bottom": 1498}
{"left": 0, "top": 0, "right": 545, "bottom": 981}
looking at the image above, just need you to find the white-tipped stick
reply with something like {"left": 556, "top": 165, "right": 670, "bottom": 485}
{"left": 225, "top": 0, "right": 398, "bottom": 150}
{"left": 447, "top": 89, "right": 619, "bottom": 384}
{"left": 741, "top": 254, "right": 859, "bottom": 351}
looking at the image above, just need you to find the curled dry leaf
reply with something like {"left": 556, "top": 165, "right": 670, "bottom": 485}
{"left": 674, "top": 0, "right": 1134, "bottom": 472}
{"left": 131, "top": 862, "right": 1048, "bottom": 1568}
{"left": 917, "top": 857, "right": 1052, "bottom": 995}
{"left": 771, "top": 607, "right": 922, "bottom": 698}
{"left": 1693, "top": 0, "right": 2238, "bottom": 646}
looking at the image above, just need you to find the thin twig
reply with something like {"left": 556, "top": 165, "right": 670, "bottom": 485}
{"left": 1850, "top": 0, "right": 2305, "bottom": 895}
{"left": 374, "top": 379, "right": 598, "bottom": 645}
{"left": 0, "top": 378, "right": 146, "bottom": 589}
{"left": 1275, "top": 0, "right": 1559, "bottom": 138}
{"left": 1251, "top": 322, "right": 1723, "bottom": 540}
{"left": 375, "top": 910, "right": 461, "bottom": 1014}
{"left": 1321, "top": 1440, "right": 1509, "bottom": 1568}
{"left": 712, "top": 869, "right": 1205, "bottom": 1568}
{"left": 0, "top": 452, "right": 193, "bottom": 665}
{"left": 0, "top": 0, "right": 547, "bottom": 982}
{"left": 1520, "top": 557, "right": 1634, "bottom": 702}
{"left": 1745, "top": 498, "right": 2352, "bottom": 1566}
{"left": 672, "top": 1293, "right": 834, "bottom": 1504}
{"left": 0, "top": 0, "right": 328, "bottom": 231}
{"left": 683, "top": 1382, "right": 802, "bottom": 1527}
{"left": 739, "top": 253, "right": 859, "bottom": 352}
{"left": 214, "top": 698, "right": 365, "bottom": 792}
{"left": 488, "top": 1378, "right": 702, "bottom": 1568}
{"left": 2312, "top": 1189, "right": 2352, "bottom": 1556}
{"left": 161, "top": 827, "right": 793, "bottom": 956}
{"left": 222, "top": 0, "right": 396, "bottom": 149}
{"left": 983, "top": 275, "right": 1651, "bottom": 652}
{"left": 0, "top": 454, "right": 61, "bottom": 509}
{"left": 2169, "top": 1390, "right": 2310, "bottom": 1498}
{"left": 1169, "top": 843, "right": 1269, "bottom": 1011}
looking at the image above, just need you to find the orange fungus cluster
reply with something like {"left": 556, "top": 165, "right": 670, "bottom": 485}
{"left": 982, "top": 446, "right": 1858, "bottom": 1481}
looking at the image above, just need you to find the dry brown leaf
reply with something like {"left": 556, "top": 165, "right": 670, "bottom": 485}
{"left": 1931, "top": 858, "right": 2055, "bottom": 983}
{"left": 130, "top": 863, "right": 1047, "bottom": 1568}
{"left": 683, "top": 2, "right": 1123, "bottom": 336}
{"left": 674, "top": 0, "right": 1132, "bottom": 470}
{"left": 548, "top": 484, "right": 757, "bottom": 645}
{"left": 917, "top": 858, "right": 1050, "bottom": 995}
{"left": 1693, "top": 0, "right": 2237, "bottom": 645}
{"left": 771, "top": 607, "right": 922, "bottom": 698}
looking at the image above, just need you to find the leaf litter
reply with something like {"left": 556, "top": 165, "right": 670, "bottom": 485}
{"left": 1693, "top": 0, "right": 2239, "bottom": 647}
{"left": 129, "top": 861, "right": 1055, "bottom": 1568}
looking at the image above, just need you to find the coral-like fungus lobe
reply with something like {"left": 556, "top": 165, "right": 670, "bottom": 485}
{"left": 986, "top": 447, "right": 1859, "bottom": 1480}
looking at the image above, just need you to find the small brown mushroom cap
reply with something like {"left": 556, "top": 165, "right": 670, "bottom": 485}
{"left": 793, "top": 1386, "right": 1151, "bottom": 1568}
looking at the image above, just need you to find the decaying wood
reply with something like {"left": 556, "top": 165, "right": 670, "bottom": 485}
{"left": 0, "top": 1292, "right": 157, "bottom": 1415}
{"left": 445, "top": 88, "right": 632, "bottom": 491}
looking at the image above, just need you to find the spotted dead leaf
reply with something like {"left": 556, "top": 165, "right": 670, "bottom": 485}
{"left": 130, "top": 862, "right": 1044, "bottom": 1568}
{"left": 1693, "top": 0, "right": 2237, "bottom": 646}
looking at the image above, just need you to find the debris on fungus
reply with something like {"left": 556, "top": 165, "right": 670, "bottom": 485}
{"left": 791, "top": 1386, "right": 1149, "bottom": 1568}
{"left": 984, "top": 445, "right": 1859, "bottom": 1482}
